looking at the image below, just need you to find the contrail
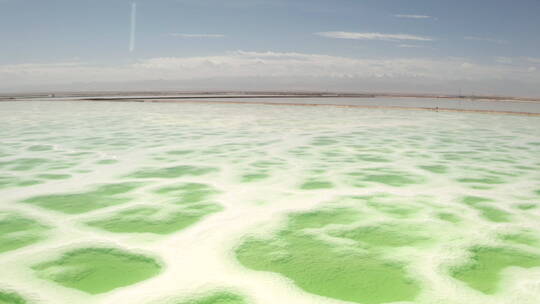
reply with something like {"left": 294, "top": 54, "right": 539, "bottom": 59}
{"left": 129, "top": 2, "right": 136, "bottom": 52}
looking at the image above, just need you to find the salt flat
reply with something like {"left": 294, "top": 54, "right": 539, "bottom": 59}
{"left": 0, "top": 100, "right": 539, "bottom": 304}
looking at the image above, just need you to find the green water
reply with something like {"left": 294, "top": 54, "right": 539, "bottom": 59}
{"left": 32, "top": 247, "right": 162, "bottom": 294}
{"left": 86, "top": 204, "right": 223, "bottom": 234}
{"left": 436, "top": 212, "right": 461, "bottom": 223}
{"left": 128, "top": 166, "right": 218, "bottom": 179}
{"left": 236, "top": 207, "right": 422, "bottom": 304}
{"left": 332, "top": 223, "right": 432, "bottom": 248}
{"left": 451, "top": 246, "right": 540, "bottom": 294}
{"left": 0, "top": 212, "right": 50, "bottom": 253}
{"left": 462, "top": 195, "right": 512, "bottom": 222}
{"left": 174, "top": 291, "right": 248, "bottom": 304}
{"left": 499, "top": 231, "right": 540, "bottom": 247}
{"left": 0, "top": 290, "right": 27, "bottom": 304}
{"left": 241, "top": 173, "right": 269, "bottom": 182}
{"left": 300, "top": 179, "right": 335, "bottom": 190}
{"left": 21, "top": 182, "right": 142, "bottom": 214}
{"left": 153, "top": 183, "right": 220, "bottom": 205}
{"left": 85, "top": 182, "right": 225, "bottom": 234}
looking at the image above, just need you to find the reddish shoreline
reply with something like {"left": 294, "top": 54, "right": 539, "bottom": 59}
{"left": 139, "top": 99, "right": 540, "bottom": 117}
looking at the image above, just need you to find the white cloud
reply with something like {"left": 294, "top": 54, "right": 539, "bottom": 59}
{"left": 493, "top": 56, "right": 540, "bottom": 66}
{"left": 464, "top": 36, "right": 507, "bottom": 44}
{"left": 526, "top": 57, "right": 540, "bottom": 64}
{"left": 1, "top": 51, "right": 539, "bottom": 95}
{"left": 315, "top": 31, "right": 433, "bottom": 41}
{"left": 167, "top": 33, "right": 225, "bottom": 38}
{"left": 398, "top": 44, "right": 424, "bottom": 48}
{"left": 495, "top": 57, "right": 513, "bottom": 64}
{"left": 394, "top": 14, "right": 433, "bottom": 19}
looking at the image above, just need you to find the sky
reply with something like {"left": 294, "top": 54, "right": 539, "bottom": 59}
{"left": 1, "top": 0, "right": 540, "bottom": 96}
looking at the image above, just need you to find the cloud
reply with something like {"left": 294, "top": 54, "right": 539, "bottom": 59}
{"left": 394, "top": 14, "right": 433, "bottom": 19}
{"left": 526, "top": 57, "right": 540, "bottom": 64}
{"left": 168, "top": 33, "right": 225, "bottom": 38}
{"left": 315, "top": 31, "right": 433, "bottom": 41}
{"left": 494, "top": 57, "right": 513, "bottom": 64}
{"left": 398, "top": 44, "right": 424, "bottom": 48}
{"left": 464, "top": 36, "right": 507, "bottom": 44}
{"left": 494, "top": 56, "right": 540, "bottom": 65}
{"left": 1, "top": 51, "right": 539, "bottom": 95}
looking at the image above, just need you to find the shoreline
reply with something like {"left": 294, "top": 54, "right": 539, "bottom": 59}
{"left": 103, "top": 98, "right": 540, "bottom": 117}
{"left": 3, "top": 93, "right": 540, "bottom": 116}
{"left": 2, "top": 90, "right": 540, "bottom": 103}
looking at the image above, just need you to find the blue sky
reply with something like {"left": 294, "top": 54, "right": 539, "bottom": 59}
{"left": 1, "top": 0, "right": 539, "bottom": 95}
